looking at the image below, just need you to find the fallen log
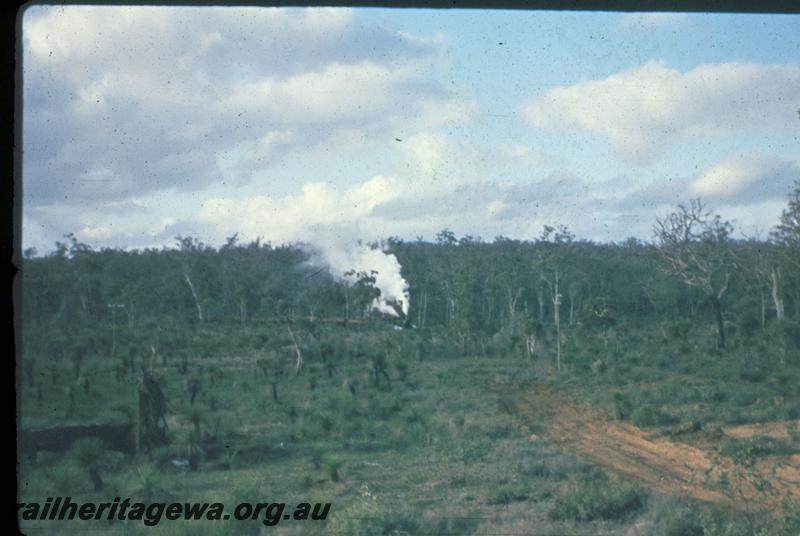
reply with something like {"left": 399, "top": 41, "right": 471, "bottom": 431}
{"left": 19, "top": 423, "right": 135, "bottom": 455}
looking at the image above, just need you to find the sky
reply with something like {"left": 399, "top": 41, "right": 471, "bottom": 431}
{"left": 20, "top": 6, "right": 800, "bottom": 254}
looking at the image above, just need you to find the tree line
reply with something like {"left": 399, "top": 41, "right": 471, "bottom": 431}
{"left": 20, "top": 182, "right": 800, "bottom": 356}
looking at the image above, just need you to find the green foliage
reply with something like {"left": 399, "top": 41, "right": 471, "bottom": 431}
{"left": 489, "top": 482, "right": 529, "bottom": 505}
{"left": 643, "top": 496, "right": 706, "bottom": 536}
{"left": 548, "top": 471, "right": 648, "bottom": 522}
{"left": 631, "top": 405, "right": 679, "bottom": 427}
{"left": 17, "top": 202, "right": 800, "bottom": 535}
{"left": 613, "top": 392, "right": 632, "bottom": 420}
{"left": 720, "top": 436, "right": 799, "bottom": 462}
{"left": 327, "top": 499, "right": 422, "bottom": 536}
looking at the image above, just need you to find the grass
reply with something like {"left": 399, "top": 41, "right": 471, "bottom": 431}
{"left": 547, "top": 471, "right": 648, "bottom": 522}
{"left": 17, "top": 316, "right": 800, "bottom": 534}
{"left": 719, "top": 436, "right": 799, "bottom": 461}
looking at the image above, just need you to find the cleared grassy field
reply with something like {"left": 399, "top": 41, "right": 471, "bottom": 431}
{"left": 17, "top": 320, "right": 800, "bottom": 535}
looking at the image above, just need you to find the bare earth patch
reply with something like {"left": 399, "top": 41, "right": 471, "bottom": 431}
{"left": 722, "top": 419, "right": 800, "bottom": 440}
{"left": 504, "top": 381, "right": 799, "bottom": 512}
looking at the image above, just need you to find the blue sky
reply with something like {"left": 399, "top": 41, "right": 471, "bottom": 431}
{"left": 21, "top": 6, "right": 800, "bottom": 253}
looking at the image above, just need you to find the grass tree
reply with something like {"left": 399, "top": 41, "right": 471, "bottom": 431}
{"left": 136, "top": 370, "right": 169, "bottom": 455}
{"left": 70, "top": 438, "right": 107, "bottom": 491}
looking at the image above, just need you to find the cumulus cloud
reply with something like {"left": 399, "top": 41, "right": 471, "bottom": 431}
{"left": 182, "top": 148, "right": 797, "bottom": 249}
{"left": 24, "top": 199, "right": 178, "bottom": 251}
{"left": 396, "top": 133, "right": 545, "bottom": 190}
{"left": 522, "top": 60, "right": 800, "bottom": 164}
{"left": 192, "top": 176, "right": 400, "bottom": 245}
{"left": 22, "top": 6, "right": 472, "bottom": 206}
{"left": 21, "top": 7, "right": 796, "bottom": 254}
{"left": 614, "top": 154, "right": 800, "bottom": 214}
{"left": 689, "top": 154, "right": 799, "bottom": 203}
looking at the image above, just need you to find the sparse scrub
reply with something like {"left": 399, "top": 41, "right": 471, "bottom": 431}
{"left": 18, "top": 209, "right": 800, "bottom": 536}
{"left": 548, "top": 472, "right": 648, "bottom": 522}
{"left": 720, "top": 436, "right": 799, "bottom": 461}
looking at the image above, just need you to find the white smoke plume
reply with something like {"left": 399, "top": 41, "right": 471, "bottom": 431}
{"left": 305, "top": 237, "right": 410, "bottom": 318}
{"left": 195, "top": 178, "right": 411, "bottom": 316}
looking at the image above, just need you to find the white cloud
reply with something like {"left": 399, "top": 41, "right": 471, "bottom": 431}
{"left": 613, "top": 154, "right": 799, "bottom": 217}
{"left": 689, "top": 154, "right": 799, "bottom": 203}
{"left": 523, "top": 60, "right": 800, "bottom": 164}
{"left": 398, "top": 133, "right": 545, "bottom": 192}
{"left": 192, "top": 176, "right": 402, "bottom": 245}
{"left": 21, "top": 7, "right": 797, "bottom": 252}
{"left": 22, "top": 6, "right": 472, "bottom": 206}
{"left": 412, "top": 97, "right": 478, "bottom": 129}
{"left": 218, "top": 60, "right": 416, "bottom": 126}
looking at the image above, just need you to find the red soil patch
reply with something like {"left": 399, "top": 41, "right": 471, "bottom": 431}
{"left": 505, "top": 381, "right": 799, "bottom": 511}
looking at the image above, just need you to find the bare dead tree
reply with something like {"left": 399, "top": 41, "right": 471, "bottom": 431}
{"left": 654, "top": 200, "right": 736, "bottom": 349}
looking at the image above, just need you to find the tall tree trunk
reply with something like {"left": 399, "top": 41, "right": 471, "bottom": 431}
{"left": 183, "top": 272, "right": 203, "bottom": 322}
{"left": 795, "top": 287, "right": 800, "bottom": 320}
{"left": 710, "top": 296, "right": 726, "bottom": 349}
{"left": 553, "top": 272, "right": 561, "bottom": 372}
{"left": 288, "top": 325, "right": 304, "bottom": 377}
{"left": 419, "top": 290, "right": 428, "bottom": 328}
{"left": 569, "top": 296, "right": 575, "bottom": 326}
{"left": 506, "top": 287, "right": 521, "bottom": 329}
{"left": 771, "top": 266, "right": 785, "bottom": 322}
{"left": 417, "top": 290, "right": 423, "bottom": 327}
{"left": 537, "top": 288, "right": 545, "bottom": 323}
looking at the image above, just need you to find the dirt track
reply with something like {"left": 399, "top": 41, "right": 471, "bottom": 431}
{"left": 505, "top": 381, "right": 799, "bottom": 511}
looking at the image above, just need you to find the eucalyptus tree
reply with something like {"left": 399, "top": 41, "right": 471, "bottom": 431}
{"left": 175, "top": 235, "right": 208, "bottom": 322}
{"left": 773, "top": 180, "right": 800, "bottom": 267}
{"left": 533, "top": 225, "right": 576, "bottom": 371}
{"left": 654, "top": 200, "right": 737, "bottom": 349}
{"left": 741, "top": 237, "right": 784, "bottom": 331}
{"left": 771, "top": 180, "right": 800, "bottom": 319}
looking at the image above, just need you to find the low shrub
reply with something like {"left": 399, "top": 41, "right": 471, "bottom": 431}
{"left": 548, "top": 474, "right": 648, "bottom": 522}
{"left": 488, "top": 482, "right": 529, "bottom": 505}
{"left": 720, "top": 436, "right": 799, "bottom": 462}
{"left": 631, "top": 405, "right": 679, "bottom": 427}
